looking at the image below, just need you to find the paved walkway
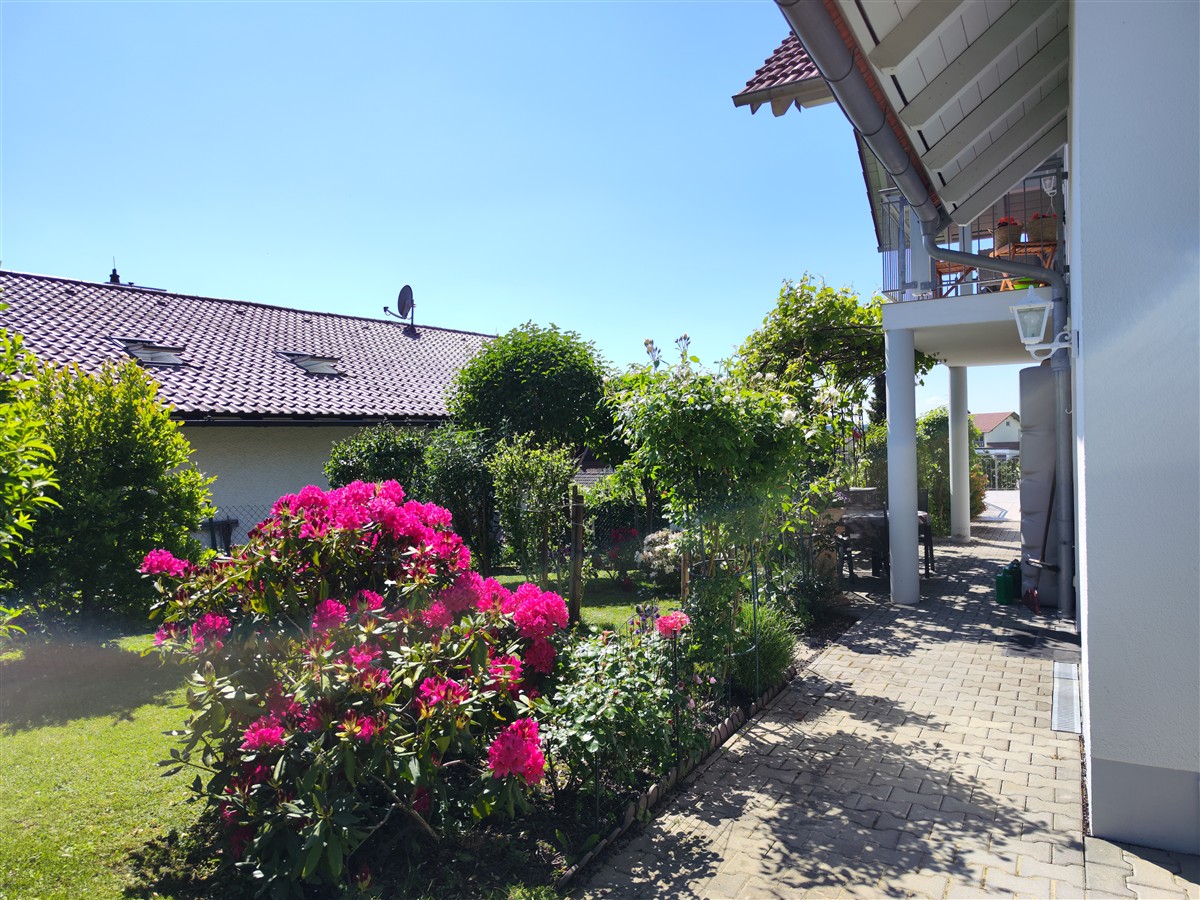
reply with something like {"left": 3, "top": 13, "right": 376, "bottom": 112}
{"left": 581, "top": 495, "right": 1199, "bottom": 898}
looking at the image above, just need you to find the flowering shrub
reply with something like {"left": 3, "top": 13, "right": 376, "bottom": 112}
{"left": 636, "top": 528, "right": 682, "bottom": 589}
{"left": 655, "top": 609, "right": 690, "bottom": 639}
{"left": 146, "top": 480, "right": 568, "bottom": 890}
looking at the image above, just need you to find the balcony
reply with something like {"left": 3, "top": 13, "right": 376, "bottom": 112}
{"left": 881, "top": 160, "right": 1064, "bottom": 302}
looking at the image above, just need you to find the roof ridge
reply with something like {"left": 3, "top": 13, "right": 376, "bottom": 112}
{"left": 0, "top": 269, "right": 496, "bottom": 339}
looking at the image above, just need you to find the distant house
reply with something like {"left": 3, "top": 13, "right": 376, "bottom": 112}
{"left": 0, "top": 270, "right": 490, "bottom": 538}
{"left": 970, "top": 411, "right": 1020, "bottom": 451}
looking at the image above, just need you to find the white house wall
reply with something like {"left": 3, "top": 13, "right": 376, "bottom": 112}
{"left": 1071, "top": 0, "right": 1200, "bottom": 854}
{"left": 981, "top": 416, "right": 1019, "bottom": 447}
{"left": 183, "top": 425, "right": 362, "bottom": 534}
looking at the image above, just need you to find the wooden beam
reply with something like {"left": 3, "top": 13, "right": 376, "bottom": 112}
{"left": 939, "top": 82, "right": 1068, "bottom": 205}
{"left": 899, "top": 0, "right": 1062, "bottom": 128}
{"left": 868, "top": 0, "right": 970, "bottom": 73}
{"left": 922, "top": 27, "right": 1068, "bottom": 171}
{"left": 948, "top": 120, "right": 1068, "bottom": 226}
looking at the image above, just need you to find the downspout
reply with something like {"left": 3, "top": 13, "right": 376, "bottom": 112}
{"left": 777, "top": 0, "right": 1076, "bottom": 621}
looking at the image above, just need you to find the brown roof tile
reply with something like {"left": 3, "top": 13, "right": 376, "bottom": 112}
{"left": 0, "top": 270, "right": 490, "bottom": 421}
{"left": 732, "top": 34, "right": 826, "bottom": 114}
{"left": 971, "top": 411, "right": 1019, "bottom": 434}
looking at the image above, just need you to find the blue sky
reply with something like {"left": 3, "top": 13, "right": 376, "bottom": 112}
{"left": 1, "top": 1, "right": 1021, "bottom": 416}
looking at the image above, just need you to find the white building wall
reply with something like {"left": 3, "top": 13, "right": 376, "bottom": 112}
{"left": 981, "top": 416, "right": 1019, "bottom": 446}
{"left": 1071, "top": 0, "right": 1200, "bottom": 853}
{"left": 183, "top": 425, "right": 362, "bottom": 537}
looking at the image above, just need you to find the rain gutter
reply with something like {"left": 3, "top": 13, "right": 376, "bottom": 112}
{"left": 776, "top": 0, "right": 1075, "bottom": 620}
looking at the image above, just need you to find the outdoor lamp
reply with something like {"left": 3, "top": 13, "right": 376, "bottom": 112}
{"left": 1011, "top": 300, "right": 1072, "bottom": 360}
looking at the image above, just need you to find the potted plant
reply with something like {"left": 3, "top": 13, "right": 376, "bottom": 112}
{"left": 993, "top": 216, "right": 1023, "bottom": 248}
{"left": 1028, "top": 211, "right": 1058, "bottom": 242}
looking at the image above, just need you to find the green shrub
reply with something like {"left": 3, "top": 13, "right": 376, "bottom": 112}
{"left": 13, "top": 359, "right": 211, "bottom": 621}
{"left": 324, "top": 423, "right": 429, "bottom": 492}
{"left": 730, "top": 602, "right": 795, "bottom": 697}
{"left": 0, "top": 313, "right": 56, "bottom": 588}
{"left": 537, "top": 627, "right": 711, "bottom": 799}
{"left": 423, "top": 424, "right": 494, "bottom": 571}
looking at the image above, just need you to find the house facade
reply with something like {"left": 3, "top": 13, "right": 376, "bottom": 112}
{"left": 972, "top": 411, "right": 1019, "bottom": 450}
{"left": 737, "top": 0, "right": 1199, "bottom": 855}
{"left": 0, "top": 270, "right": 490, "bottom": 540}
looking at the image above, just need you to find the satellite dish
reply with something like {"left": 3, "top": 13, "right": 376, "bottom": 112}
{"left": 397, "top": 285, "right": 414, "bottom": 319}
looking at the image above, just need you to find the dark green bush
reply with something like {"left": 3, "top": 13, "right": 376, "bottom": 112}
{"left": 423, "top": 424, "right": 494, "bottom": 571}
{"left": 324, "top": 423, "right": 429, "bottom": 492}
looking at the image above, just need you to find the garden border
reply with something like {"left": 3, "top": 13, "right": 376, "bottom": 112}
{"left": 552, "top": 661, "right": 801, "bottom": 891}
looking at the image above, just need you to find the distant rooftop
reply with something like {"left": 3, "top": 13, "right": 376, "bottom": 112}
{"left": 0, "top": 270, "right": 491, "bottom": 421}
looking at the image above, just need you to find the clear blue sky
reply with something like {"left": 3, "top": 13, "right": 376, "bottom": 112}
{"left": 1, "top": 1, "right": 1021, "bottom": 416}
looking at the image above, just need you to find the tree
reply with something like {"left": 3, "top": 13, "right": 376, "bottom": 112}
{"left": 0, "top": 311, "right": 56, "bottom": 585}
{"left": 324, "top": 423, "right": 429, "bottom": 493}
{"left": 738, "top": 275, "right": 936, "bottom": 425}
{"left": 447, "top": 322, "right": 605, "bottom": 452}
{"left": 610, "top": 336, "right": 823, "bottom": 568}
{"left": 14, "top": 360, "right": 213, "bottom": 621}
{"left": 486, "top": 434, "right": 577, "bottom": 588}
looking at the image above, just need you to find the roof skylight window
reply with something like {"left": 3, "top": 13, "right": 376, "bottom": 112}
{"left": 278, "top": 351, "right": 342, "bottom": 375}
{"left": 114, "top": 337, "right": 186, "bottom": 366}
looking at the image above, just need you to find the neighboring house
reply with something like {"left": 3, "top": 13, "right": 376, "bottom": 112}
{"left": 735, "top": 1, "right": 1198, "bottom": 855}
{"left": 0, "top": 270, "right": 490, "bottom": 539}
{"left": 971, "top": 411, "right": 1020, "bottom": 451}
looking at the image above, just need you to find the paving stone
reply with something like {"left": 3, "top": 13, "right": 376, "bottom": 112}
{"left": 1126, "top": 882, "right": 1190, "bottom": 900}
{"left": 1085, "top": 861, "right": 1137, "bottom": 896}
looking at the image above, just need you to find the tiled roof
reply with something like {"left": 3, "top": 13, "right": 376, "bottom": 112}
{"left": 0, "top": 270, "right": 491, "bottom": 421}
{"left": 732, "top": 34, "right": 828, "bottom": 115}
{"left": 971, "top": 411, "right": 1019, "bottom": 434}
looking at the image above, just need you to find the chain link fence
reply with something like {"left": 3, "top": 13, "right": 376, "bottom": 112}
{"left": 193, "top": 504, "right": 275, "bottom": 553}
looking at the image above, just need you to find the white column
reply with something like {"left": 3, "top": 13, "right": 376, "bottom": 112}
{"left": 885, "top": 327, "right": 920, "bottom": 605}
{"left": 949, "top": 366, "right": 972, "bottom": 541}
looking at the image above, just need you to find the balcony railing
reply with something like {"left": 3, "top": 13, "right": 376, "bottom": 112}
{"left": 881, "top": 159, "right": 1065, "bottom": 301}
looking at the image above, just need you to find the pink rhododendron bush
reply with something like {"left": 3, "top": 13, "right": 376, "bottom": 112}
{"left": 145, "top": 481, "right": 567, "bottom": 890}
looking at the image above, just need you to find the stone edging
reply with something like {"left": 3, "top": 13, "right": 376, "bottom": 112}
{"left": 553, "top": 662, "right": 802, "bottom": 892}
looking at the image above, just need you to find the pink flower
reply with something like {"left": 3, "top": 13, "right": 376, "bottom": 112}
{"left": 512, "top": 586, "right": 569, "bottom": 639}
{"left": 346, "top": 644, "right": 380, "bottom": 669}
{"left": 437, "top": 571, "right": 483, "bottom": 614}
{"left": 140, "top": 549, "right": 188, "bottom": 576}
{"left": 241, "top": 715, "right": 286, "bottom": 751}
{"left": 191, "top": 613, "right": 231, "bottom": 651}
{"left": 475, "top": 578, "right": 513, "bottom": 614}
{"left": 338, "top": 711, "right": 379, "bottom": 742}
{"left": 524, "top": 638, "right": 556, "bottom": 675}
{"left": 417, "top": 675, "right": 469, "bottom": 711}
{"left": 153, "top": 622, "right": 182, "bottom": 646}
{"left": 488, "top": 653, "right": 524, "bottom": 691}
{"left": 422, "top": 601, "right": 453, "bottom": 630}
{"left": 355, "top": 590, "right": 385, "bottom": 612}
{"left": 656, "top": 610, "right": 691, "bottom": 639}
{"left": 311, "top": 599, "right": 349, "bottom": 631}
{"left": 487, "top": 718, "right": 545, "bottom": 785}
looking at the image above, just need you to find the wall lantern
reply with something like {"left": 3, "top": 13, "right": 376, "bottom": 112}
{"left": 1011, "top": 300, "right": 1072, "bottom": 360}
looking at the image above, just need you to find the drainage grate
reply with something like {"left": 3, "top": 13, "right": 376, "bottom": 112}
{"left": 1052, "top": 661, "right": 1082, "bottom": 733}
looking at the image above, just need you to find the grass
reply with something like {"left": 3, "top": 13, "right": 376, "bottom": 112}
{"left": 0, "top": 635, "right": 198, "bottom": 899}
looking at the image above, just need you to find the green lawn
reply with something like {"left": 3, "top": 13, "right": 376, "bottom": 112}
{"left": 0, "top": 636, "right": 198, "bottom": 899}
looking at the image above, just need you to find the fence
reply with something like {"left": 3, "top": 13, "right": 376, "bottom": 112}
{"left": 193, "top": 504, "right": 274, "bottom": 553}
{"left": 980, "top": 455, "right": 1020, "bottom": 491}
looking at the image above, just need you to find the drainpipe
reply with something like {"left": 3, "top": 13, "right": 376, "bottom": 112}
{"left": 777, "top": 0, "right": 1076, "bottom": 621}
{"left": 919, "top": 233, "right": 1074, "bottom": 622}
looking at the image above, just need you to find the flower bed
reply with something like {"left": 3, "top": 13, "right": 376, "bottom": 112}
{"left": 143, "top": 480, "right": 723, "bottom": 894}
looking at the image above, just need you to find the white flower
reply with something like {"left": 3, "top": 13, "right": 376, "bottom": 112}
{"left": 781, "top": 408, "right": 799, "bottom": 425}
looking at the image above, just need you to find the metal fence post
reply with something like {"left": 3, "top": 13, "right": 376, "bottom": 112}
{"left": 569, "top": 486, "right": 584, "bottom": 623}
